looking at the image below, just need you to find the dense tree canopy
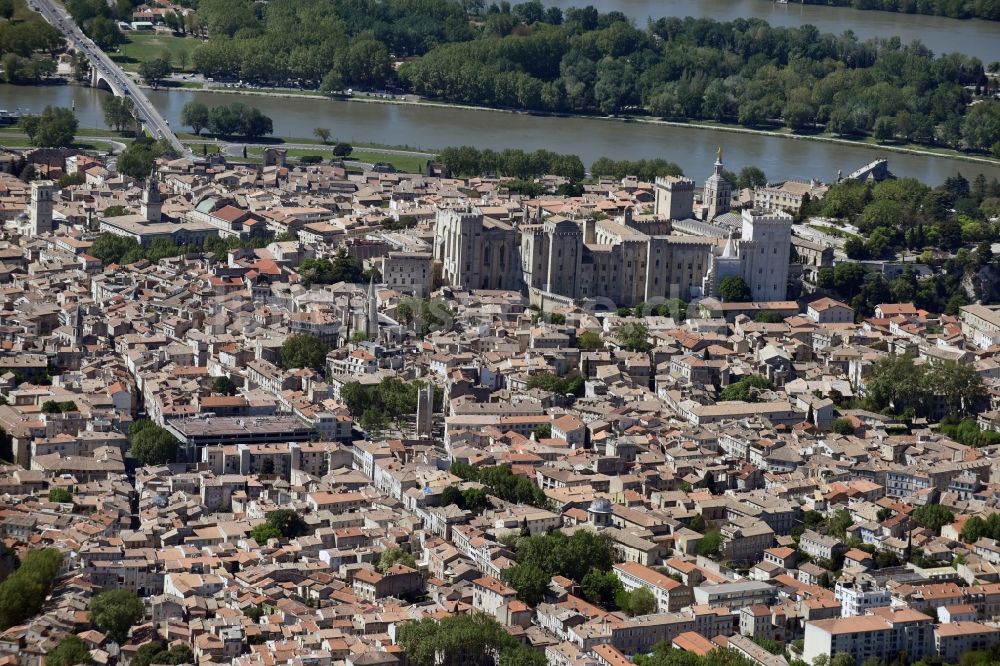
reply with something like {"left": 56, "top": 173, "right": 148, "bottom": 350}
{"left": 252, "top": 509, "right": 309, "bottom": 542}
{"left": 130, "top": 642, "right": 193, "bottom": 666}
{"left": 165, "top": 0, "right": 1000, "bottom": 154}
{"left": 718, "top": 276, "right": 752, "bottom": 302}
{"left": 720, "top": 375, "right": 775, "bottom": 402}
{"left": 212, "top": 376, "right": 238, "bottom": 396}
{"left": 18, "top": 107, "right": 78, "bottom": 148}
{"left": 297, "top": 250, "right": 364, "bottom": 285}
{"left": 436, "top": 146, "right": 585, "bottom": 180}
{"left": 181, "top": 102, "right": 211, "bottom": 136}
{"left": 46, "top": 636, "right": 92, "bottom": 666}
{"left": 398, "top": 613, "right": 544, "bottom": 666}
{"left": 799, "top": 0, "right": 1000, "bottom": 21}
{"left": 89, "top": 589, "right": 145, "bottom": 644}
{"left": 960, "top": 513, "right": 1000, "bottom": 544}
{"left": 526, "top": 370, "right": 585, "bottom": 396}
{"left": 279, "top": 333, "right": 329, "bottom": 371}
{"left": 103, "top": 96, "right": 137, "bottom": 134}
{"left": 451, "top": 461, "right": 548, "bottom": 507}
{"left": 501, "top": 529, "right": 615, "bottom": 603}
{"left": 0, "top": 548, "right": 63, "bottom": 629}
{"left": 616, "top": 322, "right": 651, "bottom": 352}
{"left": 117, "top": 137, "right": 167, "bottom": 181}
{"left": 864, "top": 355, "right": 985, "bottom": 418}
{"left": 0, "top": 3, "right": 63, "bottom": 85}
{"left": 128, "top": 419, "right": 181, "bottom": 466}
{"left": 912, "top": 504, "right": 954, "bottom": 534}
{"left": 48, "top": 488, "right": 73, "bottom": 504}
{"left": 138, "top": 57, "right": 172, "bottom": 88}
{"left": 377, "top": 546, "right": 418, "bottom": 572}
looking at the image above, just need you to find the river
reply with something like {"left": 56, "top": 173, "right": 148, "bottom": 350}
{"left": 543, "top": 0, "right": 1000, "bottom": 63}
{"left": 3, "top": 84, "right": 1000, "bottom": 184}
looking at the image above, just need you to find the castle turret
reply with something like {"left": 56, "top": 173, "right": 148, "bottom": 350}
{"left": 703, "top": 147, "right": 731, "bottom": 221}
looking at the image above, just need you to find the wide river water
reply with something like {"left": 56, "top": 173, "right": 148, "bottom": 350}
{"left": 3, "top": 84, "right": 999, "bottom": 184}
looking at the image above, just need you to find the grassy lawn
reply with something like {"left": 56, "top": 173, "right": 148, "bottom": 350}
{"left": 247, "top": 146, "right": 426, "bottom": 173}
{"left": 0, "top": 137, "right": 117, "bottom": 150}
{"left": 184, "top": 143, "right": 222, "bottom": 155}
{"left": 111, "top": 33, "right": 204, "bottom": 73}
{"left": 351, "top": 150, "right": 426, "bottom": 173}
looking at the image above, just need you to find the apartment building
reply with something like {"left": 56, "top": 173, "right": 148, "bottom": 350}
{"left": 613, "top": 561, "right": 693, "bottom": 613}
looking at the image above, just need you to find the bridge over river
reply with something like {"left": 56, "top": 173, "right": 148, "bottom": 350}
{"left": 29, "top": 0, "right": 188, "bottom": 157}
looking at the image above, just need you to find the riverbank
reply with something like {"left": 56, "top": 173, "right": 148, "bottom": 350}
{"left": 146, "top": 83, "right": 1000, "bottom": 173}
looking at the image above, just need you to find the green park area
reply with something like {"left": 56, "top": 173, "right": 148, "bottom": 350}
{"left": 111, "top": 32, "right": 202, "bottom": 73}
{"left": 242, "top": 146, "right": 427, "bottom": 174}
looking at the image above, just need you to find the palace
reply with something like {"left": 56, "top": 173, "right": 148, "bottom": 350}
{"left": 431, "top": 151, "right": 794, "bottom": 308}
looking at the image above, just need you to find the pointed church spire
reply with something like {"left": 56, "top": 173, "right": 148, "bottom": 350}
{"left": 722, "top": 231, "right": 736, "bottom": 258}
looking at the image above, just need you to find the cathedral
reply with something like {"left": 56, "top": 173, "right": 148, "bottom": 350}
{"left": 432, "top": 150, "right": 793, "bottom": 308}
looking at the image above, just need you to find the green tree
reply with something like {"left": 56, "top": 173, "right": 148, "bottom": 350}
{"left": 102, "top": 96, "right": 136, "bottom": 134}
{"left": 314, "top": 127, "right": 331, "bottom": 143}
{"left": 617, "top": 586, "right": 656, "bottom": 616}
{"left": 718, "top": 276, "right": 752, "bottom": 302}
{"left": 737, "top": 166, "right": 768, "bottom": 190}
{"left": 501, "top": 562, "right": 550, "bottom": 605}
{"left": 577, "top": 330, "right": 602, "bottom": 350}
{"left": 961, "top": 101, "right": 1000, "bottom": 153}
{"left": 912, "top": 504, "right": 954, "bottom": 535}
{"left": 378, "top": 547, "right": 418, "bottom": 572}
{"left": 697, "top": 529, "right": 722, "bottom": 558}
{"left": 131, "top": 642, "right": 192, "bottom": 666}
{"left": 720, "top": 375, "right": 774, "bottom": 402}
{"left": 360, "top": 408, "right": 389, "bottom": 436}
{"left": 279, "top": 333, "right": 328, "bottom": 370}
{"left": 117, "top": 137, "right": 164, "bottom": 181}
{"left": 617, "top": 322, "right": 651, "bottom": 352}
{"left": 128, "top": 419, "right": 180, "bottom": 465}
{"left": 829, "top": 508, "right": 853, "bottom": 539}
{"left": 22, "top": 106, "right": 78, "bottom": 148}
{"left": 961, "top": 516, "right": 988, "bottom": 543}
{"left": 250, "top": 522, "right": 281, "bottom": 543}
{"left": 89, "top": 589, "right": 144, "bottom": 644}
{"left": 265, "top": 509, "right": 308, "bottom": 538}
{"left": 398, "top": 613, "right": 542, "bottom": 666}
{"left": 689, "top": 513, "right": 706, "bottom": 532}
{"left": 0, "top": 548, "right": 63, "bottom": 629}
{"left": 46, "top": 636, "right": 92, "bottom": 666}
{"left": 212, "top": 376, "right": 237, "bottom": 396}
{"left": 873, "top": 116, "right": 895, "bottom": 143}
{"left": 332, "top": 142, "right": 353, "bottom": 158}
{"left": 48, "top": 488, "right": 73, "bottom": 503}
{"left": 930, "top": 361, "right": 986, "bottom": 418}
{"left": 85, "top": 16, "right": 123, "bottom": 49}
{"left": 863, "top": 355, "right": 928, "bottom": 416}
{"left": 531, "top": 424, "right": 552, "bottom": 439}
{"left": 441, "top": 485, "right": 464, "bottom": 508}
{"left": 462, "top": 487, "right": 488, "bottom": 513}
{"left": 139, "top": 58, "right": 173, "bottom": 89}
{"left": 830, "top": 418, "right": 855, "bottom": 435}
{"left": 581, "top": 570, "right": 623, "bottom": 610}
{"left": 180, "top": 101, "right": 210, "bottom": 135}
{"left": 754, "top": 310, "right": 783, "bottom": 323}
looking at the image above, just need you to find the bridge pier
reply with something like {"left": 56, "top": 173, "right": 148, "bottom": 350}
{"left": 90, "top": 66, "right": 113, "bottom": 92}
